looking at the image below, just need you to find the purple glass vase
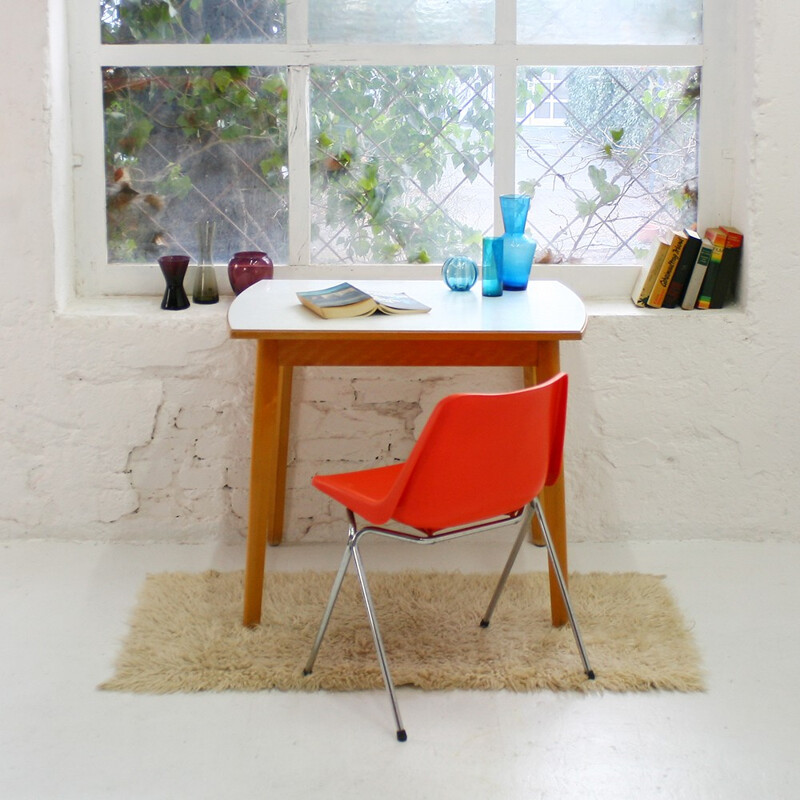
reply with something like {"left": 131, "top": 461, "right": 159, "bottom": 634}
{"left": 158, "top": 255, "right": 190, "bottom": 310}
{"left": 227, "top": 251, "right": 274, "bottom": 295}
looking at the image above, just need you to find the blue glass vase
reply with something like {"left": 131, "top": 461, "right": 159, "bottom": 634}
{"left": 500, "top": 194, "right": 537, "bottom": 290}
{"left": 481, "top": 237, "right": 504, "bottom": 297}
{"left": 442, "top": 256, "right": 478, "bottom": 291}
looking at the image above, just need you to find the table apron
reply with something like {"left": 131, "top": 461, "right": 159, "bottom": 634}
{"left": 271, "top": 338, "right": 553, "bottom": 367}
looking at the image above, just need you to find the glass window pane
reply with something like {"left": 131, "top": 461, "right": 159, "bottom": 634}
{"left": 516, "top": 66, "right": 700, "bottom": 265}
{"left": 104, "top": 66, "right": 288, "bottom": 263}
{"left": 518, "top": 1, "right": 701, "bottom": 45}
{"left": 309, "top": 0, "right": 494, "bottom": 44}
{"left": 310, "top": 66, "right": 494, "bottom": 265}
{"left": 101, "top": 0, "right": 286, "bottom": 44}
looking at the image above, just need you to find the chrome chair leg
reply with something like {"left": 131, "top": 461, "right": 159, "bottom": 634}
{"left": 303, "top": 513, "right": 357, "bottom": 676}
{"left": 480, "top": 510, "right": 530, "bottom": 627}
{"left": 351, "top": 540, "right": 407, "bottom": 742}
{"left": 303, "top": 513, "right": 407, "bottom": 741}
{"left": 305, "top": 499, "right": 591, "bottom": 741}
{"left": 532, "top": 498, "right": 595, "bottom": 680}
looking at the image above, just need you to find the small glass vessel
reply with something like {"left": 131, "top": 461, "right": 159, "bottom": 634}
{"left": 500, "top": 194, "right": 537, "bottom": 290}
{"left": 481, "top": 237, "right": 503, "bottom": 297}
{"left": 442, "top": 256, "right": 478, "bottom": 291}
{"left": 192, "top": 219, "right": 219, "bottom": 304}
{"left": 227, "top": 251, "right": 274, "bottom": 295}
{"left": 158, "top": 255, "right": 190, "bottom": 310}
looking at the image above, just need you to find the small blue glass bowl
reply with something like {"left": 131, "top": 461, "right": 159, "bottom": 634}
{"left": 442, "top": 256, "right": 479, "bottom": 291}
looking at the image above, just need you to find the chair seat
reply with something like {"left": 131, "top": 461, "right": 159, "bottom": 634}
{"left": 312, "top": 464, "right": 404, "bottom": 525}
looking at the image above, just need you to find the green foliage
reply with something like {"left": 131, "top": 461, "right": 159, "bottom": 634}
{"left": 103, "top": 63, "right": 289, "bottom": 262}
{"left": 566, "top": 67, "right": 699, "bottom": 152}
{"left": 100, "top": 0, "right": 285, "bottom": 44}
{"left": 101, "top": 4, "right": 493, "bottom": 265}
{"left": 517, "top": 67, "right": 549, "bottom": 117}
{"left": 310, "top": 66, "right": 493, "bottom": 263}
{"left": 520, "top": 66, "right": 700, "bottom": 262}
{"left": 575, "top": 165, "right": 622, "bottom": 218}
{"left": 158, "top": 163, "right": 193, "bottom": 199}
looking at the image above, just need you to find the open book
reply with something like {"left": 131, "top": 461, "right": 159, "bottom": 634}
{"left": 296, "top": 282, "right": 431, "bottom": 319}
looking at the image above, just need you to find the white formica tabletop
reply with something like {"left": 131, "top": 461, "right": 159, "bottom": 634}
{"left": 228, "top": 279, "right": 587, "bottom": 339}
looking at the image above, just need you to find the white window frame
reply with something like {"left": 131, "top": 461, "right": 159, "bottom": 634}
{"left": 63, "top": 0, "right": 737, "bottom": 299}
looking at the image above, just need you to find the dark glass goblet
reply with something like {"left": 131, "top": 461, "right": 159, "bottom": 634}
{"left": 158, "top": 255, "right": 191, "bottom": 310}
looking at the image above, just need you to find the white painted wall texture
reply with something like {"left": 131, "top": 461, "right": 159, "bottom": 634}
{"left": 1, "top": 1, "right": 798, "bottom": 545}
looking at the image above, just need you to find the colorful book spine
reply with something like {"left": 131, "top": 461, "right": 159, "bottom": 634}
{"left": 709, "top": 226, "right": 744, "bottom": 308}
{"left": 631, "top": 238, "right": 670, "bottom": 307}
{"left": 662, "top": 229, "right": 702, "bottom": 308}
{"left": 681, "top": 238, "right": 714, "bottom": 309}
{"left": 696, "top": 228, "right": 727, "bottom": 309}
{"left": 647, "top": 231, "right": 687, "bottom": 308}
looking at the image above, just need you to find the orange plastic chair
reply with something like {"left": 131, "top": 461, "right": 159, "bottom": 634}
{"left": 303, "top": 373, "right": 593, "bottom": 741}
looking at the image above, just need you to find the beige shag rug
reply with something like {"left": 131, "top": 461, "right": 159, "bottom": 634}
{"left": 100, "top": 570, "right": 704, "bottom": 694}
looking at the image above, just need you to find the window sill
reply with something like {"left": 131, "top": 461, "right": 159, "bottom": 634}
{"left": 77, "top": 261, "right": 641, "bottom": 302}
{"left": 583, "top": 298, "right": 744, "bottom": 317}
{"left": 57, "top": 283, "right": 743, "bottom": 324}
{"left": 59, "top": 294, "right": 234, "bottom": 319}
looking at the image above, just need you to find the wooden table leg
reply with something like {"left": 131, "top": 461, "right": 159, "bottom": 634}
{"left": 527, "top": 343, "right": 569, "bottom": 628}
{"left": 242, "top": 341, "right": 290, "bottom": 627}
{"left": 269, "top": 364, "right": 293, "bottom": 547}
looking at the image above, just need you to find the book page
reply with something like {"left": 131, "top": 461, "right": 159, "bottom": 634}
{"left": 370, "top": 291, "right": 430, "bottom": 312}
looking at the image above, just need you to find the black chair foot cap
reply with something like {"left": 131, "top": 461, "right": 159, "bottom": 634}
{"left": 587, "top": 670, "right": 596, "bottom": 680}
{"left": 397, "top": 729, "right": 407, "bottom": 742}
{"left": 479, "top": 619, "right": 489, "bottom": 628}
{"left": 302, "top": 668, "right": 312, "bottom": 676}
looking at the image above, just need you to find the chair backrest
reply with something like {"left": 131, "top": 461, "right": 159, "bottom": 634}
{"left": 383, "top": 373, "right": 568, "bottom": 533}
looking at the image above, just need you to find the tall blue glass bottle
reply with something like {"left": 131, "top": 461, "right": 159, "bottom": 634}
{"left": 500, "top": 194, "right": 537, "bottom": 290}
{"left": 481, "top": 236, "right": 503, "bottom": 297}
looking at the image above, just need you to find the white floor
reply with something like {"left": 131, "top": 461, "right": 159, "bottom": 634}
{"left": 1, "top": 537, "right": 798, "bottom": 800}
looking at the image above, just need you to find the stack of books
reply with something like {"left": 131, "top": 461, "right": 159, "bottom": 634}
{"left": 631, "top": 226, "right": 743, "bottom": 310}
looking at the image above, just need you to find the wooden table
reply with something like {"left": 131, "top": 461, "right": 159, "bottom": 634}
{"left": 228, "top": 279, "right": 587, "bottom": 628}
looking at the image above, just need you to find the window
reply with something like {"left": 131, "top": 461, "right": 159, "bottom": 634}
{"left": 66, "top": 1, "right": 733, "bottom": 296}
